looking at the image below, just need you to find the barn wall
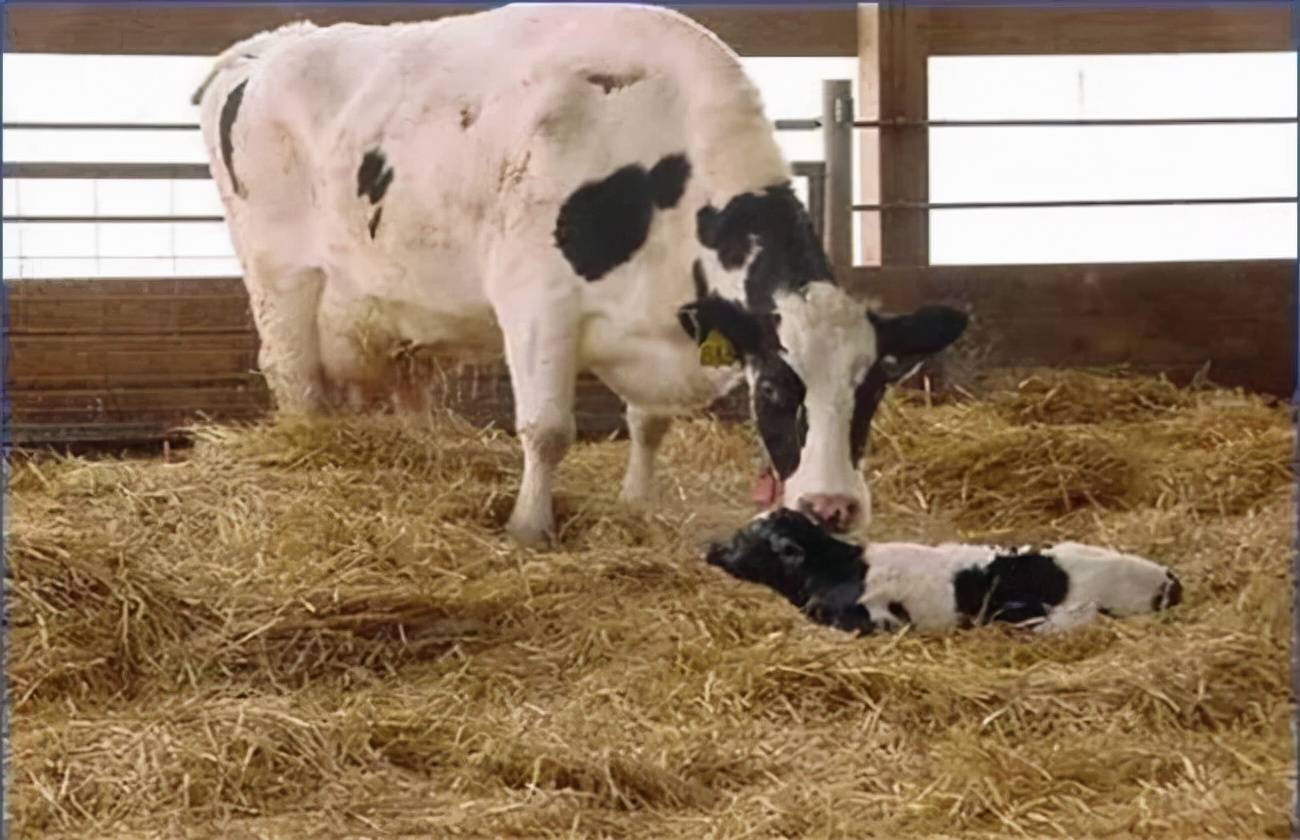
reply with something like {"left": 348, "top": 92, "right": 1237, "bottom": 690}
{"left": 7, "top": 261, "right": 1293, "bottom": 444}
{"left": 3, "top": 3, "right": 859, "bottom": 57}
{"left": 4, "top": 277, "right": 749, "bottom": 444}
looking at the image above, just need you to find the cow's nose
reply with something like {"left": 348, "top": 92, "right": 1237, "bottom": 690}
{"left": 797, "top": 494, "right": 860, "bottom": 532}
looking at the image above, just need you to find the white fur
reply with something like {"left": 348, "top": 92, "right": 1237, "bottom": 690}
{"left": 860, "top": 541, "right": 1177, "bottom": 634}
{"left": 193, "top": 4, "right": 825, "bottom": 545}
{"left": 773, "top": 284, "right": 876, "bottom": 520}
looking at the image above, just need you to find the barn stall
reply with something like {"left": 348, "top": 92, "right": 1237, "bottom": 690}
{"left": 4, "top": 3, "right": 1297, "bottom": 838}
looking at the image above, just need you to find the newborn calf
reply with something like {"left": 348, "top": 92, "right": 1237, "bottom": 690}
{"left": 705, "top": 510, "right": 1183, "bottom": 635}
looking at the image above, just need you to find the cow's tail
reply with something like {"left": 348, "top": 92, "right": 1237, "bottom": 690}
{"left": 190, "top": 21, "right": 318, "bottom": 106}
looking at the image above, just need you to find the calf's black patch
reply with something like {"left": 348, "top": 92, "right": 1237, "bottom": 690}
{"left": 219, "top": 80, "right": 249, "bottom": 198}
{"left": 952, "top": 552, "right": 1070, "bottom": 624}
{"left": 554, "top": 152, "right": 691, "bottom": 282}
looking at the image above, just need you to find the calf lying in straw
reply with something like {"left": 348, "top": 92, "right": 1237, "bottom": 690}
{"left": 706, "top": 510, "right": 1183, "bottom": 635}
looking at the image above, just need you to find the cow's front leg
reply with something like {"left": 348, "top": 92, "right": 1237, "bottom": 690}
{"left": 492, "top": 284, "right": 581, "bottom": 548}
{"left": 620, "top": 405, "right": 672, "bottom": 505}
{"left": 245, "top": 263, "right": 327, "bottom": 413}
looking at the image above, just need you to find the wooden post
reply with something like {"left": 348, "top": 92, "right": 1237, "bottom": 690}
{"left": 878, "top": 3, "right": 930, "bottom": 266}
{"left": 857, "top": 4, "right": 882, "bottom": 266}
{"left": 821, "top": 79, "right": 854, "bottom": 277}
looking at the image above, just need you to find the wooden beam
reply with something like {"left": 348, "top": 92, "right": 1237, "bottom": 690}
{"left": 925, "top": 5, "right": 1294, "bottom": 56}
{"left": 856, "top": 4, "right": 881, "bottom": 266}
{"left": 877, "top": 3, "right": 929, "bottom": 266}
{"left": 849, "top": 259, "right": 1297, "bottom": 397}
{"left": 3, "top": 3, "right": 858, "bottom": 57}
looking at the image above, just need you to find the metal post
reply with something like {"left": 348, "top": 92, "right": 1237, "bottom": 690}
{"left": 821, "top": 79, "right": 854, "bottom": 277}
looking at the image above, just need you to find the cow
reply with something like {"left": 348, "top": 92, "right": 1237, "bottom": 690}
{"left": 706, "top": 509, "right": 1184, "bottom": 636}
{"left": 192, "top": 4, "right": 968, "bottom": 547}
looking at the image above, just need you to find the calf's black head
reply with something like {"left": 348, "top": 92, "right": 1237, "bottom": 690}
{"left": 705, "top": 509, "right": 875, "bottom": 634}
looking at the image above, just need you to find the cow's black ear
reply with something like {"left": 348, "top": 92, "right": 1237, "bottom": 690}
{"left": 676, "top": 295, "right": 764, "bottom": 358}
{"left": 870, "top": 305, "right": 968, "bottom": 359}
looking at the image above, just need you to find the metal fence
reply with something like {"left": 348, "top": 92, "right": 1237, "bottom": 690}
{"left": 1, "top": 98, "right": 840, "bottom": 268}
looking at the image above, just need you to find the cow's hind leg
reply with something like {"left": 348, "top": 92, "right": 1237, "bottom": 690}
{"left": 620, "top": 406, "right": 672, "bottom": 505}
{"left": 489, "top": 277, "right": 581, "bottom": 547}
{"left": 245, "top": 261, "right": 327, "bottom": 413}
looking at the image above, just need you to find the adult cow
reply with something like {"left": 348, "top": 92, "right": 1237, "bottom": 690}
{"left": 193, "top": 4, "right": 967, "bottom": 546}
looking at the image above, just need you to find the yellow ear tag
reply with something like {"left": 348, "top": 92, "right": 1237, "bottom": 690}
{"left": 699, "top": 330, "right": 737, "bottom": 368}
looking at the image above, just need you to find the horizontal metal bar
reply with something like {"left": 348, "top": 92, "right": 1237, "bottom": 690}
{"left": 3, "top": 162, "right": 212, "bottom": 180}
{"left": 853, "top": 196, "right": 1300, "bottom": 212}
{"left": 4, "top": 121, "right": 200, "bottom": 131}
{"left": 855, "top": 116, "right": 1299, "bottom": 129}
{"left": 10, "top": 116, "right": 830, "bottom": 133}
{"left": 775, "top": 118, "right": 822, "bottom": 132}
{"left": 791, "top": 160, "right": 826, "bottom": 176}
{"left": 4, "top": 215, "right": 225, "bottom": 223}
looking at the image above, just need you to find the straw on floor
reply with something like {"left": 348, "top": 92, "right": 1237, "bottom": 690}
{"left": 7, "top": 368, "right": 1294, "bottom": 839}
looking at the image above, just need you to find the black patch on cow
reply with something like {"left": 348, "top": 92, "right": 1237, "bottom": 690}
{"left": 887, "top": 601, "right": 912, "bottom": 624}
{"left": 459, "top": 105, "right": 477, "bottom": 129}
{"left": 648, "top": 153, "right": 691, "bottom": 209}
{"left": 368, "top": 207, "right": 383, "bottom": 239}
{"left": 357, "top": 149, "right": 395, "bottom": 205}
{"left": 751, "top": 355, "right": 808, "bottom": 480}
{"left": 555, "top": 164, "right": 654, "bottom": 281}
{"left": 696, "top": 184, "right": 833, "bottom": 310}
{"left": 691, "top": 259, "right": 709, "bottom": 301}
{"left": 219, "top": 80, "right": 248, "bottom": 198}
{"left": 554, "top": 153, "right": 691, "bottom": 282}
{"left": 952, "top": 553, "right": 1071, "bottom": 625}
{"left": 849, "top": 363, "right": 890, "bottom": 468}
{"left": 706, "top": 509, "right": 874, "bottom": 635}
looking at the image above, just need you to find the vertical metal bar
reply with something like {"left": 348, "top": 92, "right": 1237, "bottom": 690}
{"left": 806, "top": 164, "right": 826, "bottom": 243}
{"left": 822, "top": 78, "right": 854, "bottom": 277}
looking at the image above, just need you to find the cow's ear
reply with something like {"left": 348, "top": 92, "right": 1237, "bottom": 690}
{"left": 869, "top": 305, "right": 968, "bottom": 359}
{"left": 677, "top": 296, "right": 764, "bottom": 360}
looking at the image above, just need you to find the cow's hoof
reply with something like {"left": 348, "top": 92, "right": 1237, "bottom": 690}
{"left": 617, "top": 483, "right": 655, "bottom": 507}
{"left": 506, "top": 518, "right": 554, "bottom": 549}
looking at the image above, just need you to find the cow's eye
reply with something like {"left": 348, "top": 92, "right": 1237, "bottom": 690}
{"left": 759, "top": 380, "right": 782, "bottom": 404}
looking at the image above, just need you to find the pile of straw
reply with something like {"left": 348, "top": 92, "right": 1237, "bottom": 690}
{"left": 7, "top": 368, "right": 1293, "bottom": 838}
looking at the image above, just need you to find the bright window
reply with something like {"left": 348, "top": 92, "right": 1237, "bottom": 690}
{"left": 2, "top": 53, "right": 858, "bottom": 279}
{"left": 927, "top": 53, "right": 1298, "bottom": 264}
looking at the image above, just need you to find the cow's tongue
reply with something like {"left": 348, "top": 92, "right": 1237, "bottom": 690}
{"left": 751, "top": 466, "right": 784, "bottom": 509}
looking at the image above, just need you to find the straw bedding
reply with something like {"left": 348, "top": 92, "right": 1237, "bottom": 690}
{"left": 6, "top": 368, "right": 1294, "bottom": 839}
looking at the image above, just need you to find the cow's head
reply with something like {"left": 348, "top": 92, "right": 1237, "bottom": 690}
{"left": 681, "top": 184, "right": 967, "bottom": 534}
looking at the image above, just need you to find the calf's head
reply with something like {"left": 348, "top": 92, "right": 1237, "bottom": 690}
{"left": 681, "top": 185, "right": 967, "bottom": 533}
{"left": 706, "top": 509, "right": 875, "bottom": 634}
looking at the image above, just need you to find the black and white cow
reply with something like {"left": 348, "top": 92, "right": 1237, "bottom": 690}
{"left": 706, "top": 510, "right": 1184, "bottom": 635}
{"left": 192, "top": 4, "right": 967, "bottom": 546}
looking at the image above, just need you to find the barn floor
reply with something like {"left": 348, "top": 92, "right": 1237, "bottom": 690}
{"left": 7, "top": 369, "right": 1294, "bottom": 839}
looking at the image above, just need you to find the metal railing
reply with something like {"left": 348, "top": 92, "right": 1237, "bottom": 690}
{"left": 1, "top": 119, "right": 835, "bottom": 244}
